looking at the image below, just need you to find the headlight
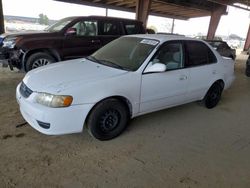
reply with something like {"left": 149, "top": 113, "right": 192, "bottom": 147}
{"left": 36, "top": 92, "right": 73, "bottom": 108}
{"left": 2, "top": 37, "right": 19, "bottom": 48}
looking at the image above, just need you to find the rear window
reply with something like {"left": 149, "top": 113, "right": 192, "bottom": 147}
{"left": 185, "top": 41, "right": 217, "bottom": 67}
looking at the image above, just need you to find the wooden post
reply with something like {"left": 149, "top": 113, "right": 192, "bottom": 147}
{"left": 136, "top": 0, "right": 151, "bottom": 27}
{"left": 244, "top": 24, "right": 250, "bottom": 51}
{"left": 207, "top": 5, "right": 227, "bottom": 40}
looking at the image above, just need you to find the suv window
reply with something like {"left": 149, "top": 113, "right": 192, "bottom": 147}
{"left": 100, "top": 21, "right": 120, "bottom": 35}
{"left": 72, "top": 20, "right": 97, "bottom": 36}
{"left": 124, "top": 22, "right": 141, "bottom": 34}
{"left": 152, "top": 42, "right": 183, "bottom": 70}
{"left": 185, "top": 41, "right": 217, "bottom": 67}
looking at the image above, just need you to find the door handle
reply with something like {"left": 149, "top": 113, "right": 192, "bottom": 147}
{"left": 179, "top": 75, "right": 187, "bottom": 80}
{"left": 91, "top": 39, "right": 101, "bottom": 43}
{"left": 212, "top": 70, "right": 217, "bottom": 74}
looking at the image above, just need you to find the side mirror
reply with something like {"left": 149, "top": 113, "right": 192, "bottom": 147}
{"left": 144, "top": 63, "right": 166, "bottom": 73}
{"left": 65, "top": 28, "right": 77, "bottom": 35}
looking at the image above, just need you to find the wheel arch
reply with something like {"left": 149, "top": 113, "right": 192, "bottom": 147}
{"left": 22, "top": 48, "right": 62, "bottom": 71}
{"left": 205, "top": 79, "right": 225, "bottom": 96}
{"left": 214, "top": 79, "right": 225, "bottom": 90}
{"left": 85, "top": 95, "right": 133, "bottom": 126}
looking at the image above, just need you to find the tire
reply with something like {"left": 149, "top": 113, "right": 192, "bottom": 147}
{"left": 203, "top": 83, "right": 223, "bottom": 109}
{"left": 26, "top": 52, "right": 55, "bottom": 71}
{"left": 86, "top": 99, "right": 129, "bottom": 141}
{"left": 246, "top": 70, "right": 250, "bottom": 77}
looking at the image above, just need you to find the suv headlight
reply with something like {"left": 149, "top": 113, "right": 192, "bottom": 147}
{"left": 36, "top": 92, "right": 73, "bottom": 108}
{"left": 2, "top": 37, "right": 19, "bottom": 49}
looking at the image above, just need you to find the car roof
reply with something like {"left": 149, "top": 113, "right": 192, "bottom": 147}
{"left": 125, "top": 34, "right": 202, "bottom": 43}
{"left": 205, "top": 40, "right": 226, "bottom": 43}
{"left": 65, "top": 16, "right": 143, "bottom": 23}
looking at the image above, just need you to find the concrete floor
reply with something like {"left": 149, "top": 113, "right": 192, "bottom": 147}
{"left": 0, "top": 53, "right": 250, "bottom": 188}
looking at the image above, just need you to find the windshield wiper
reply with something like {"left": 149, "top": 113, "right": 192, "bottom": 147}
{"left": 99, "top": 59, "right": 130, "bottom": 71}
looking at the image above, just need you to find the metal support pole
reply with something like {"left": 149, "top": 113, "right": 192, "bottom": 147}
{"left": 171, "top": 19, "right": 175, "bottom": 34}
{"left": 0, "top": 0, "right": 4, "bottom": 34}
{"left": 106, "top": 8, "right": 108, "bottom": 17}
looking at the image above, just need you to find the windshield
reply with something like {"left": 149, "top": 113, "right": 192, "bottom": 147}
{"left": 90, "top": 37, "right": 159, "bottom": 71}
{"left": 45, "top": 17, "right": 75, "bottom": 32}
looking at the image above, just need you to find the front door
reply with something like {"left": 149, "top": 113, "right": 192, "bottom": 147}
{"left": 140, "top": 41, "right": 189, "bottom": 113}
{"left": 63, "top": 20, "right": 101, "bottom": 59}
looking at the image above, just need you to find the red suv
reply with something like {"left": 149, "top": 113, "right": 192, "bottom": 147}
{"left": 0, "top": 16, "right": 145, "bottom": 72}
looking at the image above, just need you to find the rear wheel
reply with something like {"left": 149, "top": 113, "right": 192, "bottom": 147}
{"left": 86, "top": 99, "right": 129, "bottom": 141}
{"left": 203, "top": 83, "right": 223, "bottom": 109}
{"left": 26, "top": 52, "right": 55, "bottom": 71}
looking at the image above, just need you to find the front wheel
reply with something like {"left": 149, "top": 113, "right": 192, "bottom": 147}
{"left": 203, "top": 83, "right": 223, "bottom": 109}
{"left": 26, "top": 52, "right": 56, "bottom": 71}
{"left": 86, "top": 99, "right": 129, "bottom": 141}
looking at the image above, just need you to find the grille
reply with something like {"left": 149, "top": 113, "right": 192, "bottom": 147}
{"left": 19, "top": 82, "right": 33, "bottom": 98}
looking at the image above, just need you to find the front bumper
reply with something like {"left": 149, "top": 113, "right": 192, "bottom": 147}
{"left": 16, "top": 83, "right": 94, "bottom": 135}
{"left": 0, "top": 48, "right": 23, "bottom": 70}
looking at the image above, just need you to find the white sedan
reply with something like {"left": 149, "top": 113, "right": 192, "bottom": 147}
{"left": 16, "top": 34, "right": 235, "bottom": 140}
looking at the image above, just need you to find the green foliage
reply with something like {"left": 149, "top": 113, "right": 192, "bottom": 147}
{"left": 38, "top": 13, "right": 49, "bottom": 25}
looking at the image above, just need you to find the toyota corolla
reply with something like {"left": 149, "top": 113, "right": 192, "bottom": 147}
{"left": 16, "top": 34, "right": 235, "bottom": 140}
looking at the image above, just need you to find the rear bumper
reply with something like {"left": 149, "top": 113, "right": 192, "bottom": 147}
{"left": 225, "top": 74, "right": 235, "bottom": 90}
{"left": 16, "top": 83, "right": 94, "bottom": 135}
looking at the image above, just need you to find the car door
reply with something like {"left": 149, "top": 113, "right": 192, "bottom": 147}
{"left": 140, "top": 41, "right": 189, "bottom": 113}
{"left": 98, "top": 20, "right": 122, "bottom": 46}
{"left": 62, "top": 20, "right": 101, "bottom": 59}
{"left": 184, "top": 40, "right": 218, "bottom": 101}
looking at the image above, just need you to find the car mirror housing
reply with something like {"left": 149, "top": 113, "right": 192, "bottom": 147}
{"left": 65, "top": 28, "right": 77, "bottom": 36}
{"left": 144, "top": 63, "right": 167, "bottom": 73}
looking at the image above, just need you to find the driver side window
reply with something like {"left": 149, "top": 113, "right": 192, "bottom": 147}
{"left": 152, "top": 42, "right": 184, "bottom": 71}
{"left": 72, "top": 20, "right": 97, "bottom": 36}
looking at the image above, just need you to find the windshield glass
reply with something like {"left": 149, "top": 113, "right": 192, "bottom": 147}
{"left": 45, "top": 17, "right": 75, "bottom": 32}
{"left": 90, "top": 37, "right": 159, "bottom": 71}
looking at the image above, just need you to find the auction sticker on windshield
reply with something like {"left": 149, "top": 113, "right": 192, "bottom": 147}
{"left": 140, "top": 39, "right": 159, "bottom": 46}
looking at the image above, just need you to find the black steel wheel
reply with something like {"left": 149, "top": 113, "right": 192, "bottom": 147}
{"left": 86, "top": 98, "right": 129, "bottom": 140}
{"left": 203, "top": 83, "right": 223, "bottom": 109}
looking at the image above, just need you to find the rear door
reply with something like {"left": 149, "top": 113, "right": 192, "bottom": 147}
{"left": 123, "top": 21, "right": 145, "bottom": 35}
{"left": 98, "top": 20, "right": 122, "bottom": 46}
{"left": 184, "top": 40, "right": 218, "bottom": 100}
{"left": 62, "top": 19, "right": 101, "bottom": 59}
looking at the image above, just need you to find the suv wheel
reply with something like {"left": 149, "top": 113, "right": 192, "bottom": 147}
{"left": 86, "top": 99, "right": 129, "bottom": 140}
{"left": 26, "top": 52, "right": 55, "bottom": 71}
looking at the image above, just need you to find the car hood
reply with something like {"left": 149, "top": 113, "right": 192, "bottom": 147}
{"left": 1, "top": 30, "right": 52, "bottom": 39}
{"left": 23, "top": 58, "right": 128, "bottom": 93}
